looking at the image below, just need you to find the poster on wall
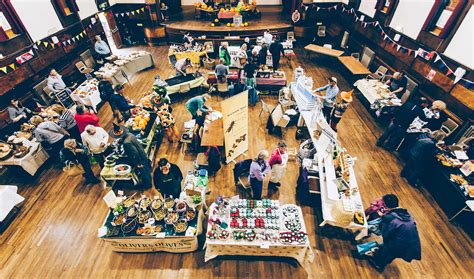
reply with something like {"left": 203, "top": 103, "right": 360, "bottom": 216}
{"left": 221, "top": 91, "right": 249, "bottom": 163}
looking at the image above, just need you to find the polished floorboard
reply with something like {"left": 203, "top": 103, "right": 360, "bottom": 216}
{"left": 0, "top": 45, "right": 472, "bottom": 278}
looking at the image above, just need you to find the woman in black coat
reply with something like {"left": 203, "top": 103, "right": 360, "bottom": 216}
{"left": 153, "top": 158, "right": 183, "bottom": 198}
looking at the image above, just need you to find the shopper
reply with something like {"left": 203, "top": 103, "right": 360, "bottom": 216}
{"left": 74, "top": 105, "right": 100, "bottom": 133}
{"left": 81, "top": 125, "right": 110, "bottom": 168}
{"left": 112, "top": 85, "right": 134, "bottom": 121}
{"left": 175, "top": 58, "right": 192, "bottom": 77}
{"left": 94, "top": 35, "right": 111, "bottom": 61}
{"left": 215, "top": 59, "right": 229, "bottom": 82}
{"left": 153, "top": 158, "right": 183, "bottom": 198}
{"left": 237, "top": 44, "right": 248, "bottom": 68}
{"left": 242, "top": 37, "right": 252, "bottom": 57}
{"left": 219, "top": 42, "right": 231, "bottom": 66}
{"left": 7, "top": 98, "right": 32, "bottom": 125}
{"left": 157, "top": 104, "right": 180, "bottom": 143}
{"left": 98, "top": 76, "right": 119, "bottom": 120}
{"left": 329, "top": 90, "right": 353, "bottom": 131}
{"left": 313, "top": 77, "right": 339, "bottom": 123}
{"left": 366, "top": 194, "right": 421, "bottom": 272}
{"left": 401, "top": 130, "right": 445, "bottom": 187}
{"left": 112, "top": 124, "right": 152, "bottom": 188}
{"left": 31, "top": 115, "right": 69, "bottom": 162}
{"left": 60, "top": 139, "right": 100, "bottom": 184}
{"left": 425, "top": 100, "right": 448, "bottom": 131}
{"left": 185, "top": 94, "right": 211, "bottom": 119}
{"left": 243, "top": 60, "right": 257, "bottom": 87}
{"left": 376, "top": 101, "right": 424, "bottom": 151}
{"left": 263, "top": 29, "right": 273, "bottom": 45}
{"left": 258, "top": 44, "right": 268, "bottom": 66}
{"left": 268, "top": 141, "right": 288, "bottom": 190}
{"left": 249, "top": 150, "right": 271, "bottom": 199}
{"left": 269, "top": 39, "right": 285, "bottom": 71}
{"left": 50, "top": 104, "right": 81, "bottom": 143}
{"left": 385, "top": 72, "right": 407, "bottom": 99}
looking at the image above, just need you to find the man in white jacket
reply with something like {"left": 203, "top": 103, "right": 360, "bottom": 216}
{"left": 81, "top": 125, "right": 110, "bottom": 167}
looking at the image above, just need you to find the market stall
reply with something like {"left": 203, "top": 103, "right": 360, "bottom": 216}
{"left": 291, "top": 74, "right": 368, "bottom": 240}
{"left": 168, "top": 45, "right": 208, "bottom": 66}
{"left": 0, "top": 130, "right": 49, "bottom": 176}
{"left": 70, "top": 78, "right": 101, "bottom": 112}
{"left": 96, "top": 51, "right": 154, "bottom": 86}
{"left": 207, "top": 71, "right": 239, "bottom": 85}
{"left": 240, "top": 70, "right": 287, "bottom": 91}
{"left": 165, "top": 73, "right": 206, "bottom": 95}
{"left": 205, "top": 198, "right": 314, "bottom": 268}
{"left": 353, "top": 78, "right": 402, "bottom": 112}
{"left": 99, "top": 170, "right": 207, "bottom": 253}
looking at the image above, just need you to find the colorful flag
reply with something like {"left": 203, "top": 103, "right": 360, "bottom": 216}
{"left": 8, "top": 63, "right": 16, "bottom": 70}
{"left": 0, "top": 66, "right": 7, "bottom": 74}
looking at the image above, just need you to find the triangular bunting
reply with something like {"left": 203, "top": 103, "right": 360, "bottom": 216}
{"left": 446, "top": 69, "right": 453, "bottom": 76}
{"left": 9, "top": 63, "right": 16, "bottom": 70}
{"left": 57, "top": 42, "right": 61, "bottom": 47}
{"left": 363, "top": 23, "right": 367, "bottom": 28}
{"left": 316, "top": 7, "right": 320, "bottom": 11}
{"left": 121, "top": 13, "right": 125, "bottom": 17}
{"left": 43, "top": 41, "right": 49, "bottom": 47}
{"left": 72, "top": 37, "right": 76, "bottom": 42}
{"left": 0, "top": 66, "right": 7, "bottom": 74}
{"left": 115, "top": 13, "right": 119, "bottom": 17}
{"left": 396, "top": 45, "right": 401, "bottom": 51}
{"left": 126, "top": 12, "right": 130, "bottom": 16}
{"left": 33, "top": 44, "right": 39, "bottom": 50}
{"left": 36, "top": 41, "right": 41, "bottom": 46}
{"left": 67, "top": 39, "right": 71, "bottom": 44}
{"left": 414, "top": 50, "right": 419, "bottom": 57}
{"left": 434, "top": 54, "right": 441, "bottom": 63}
{"left": 141, "top": 8, "right": 145, "bottom": 12}
{"left": 131, "top": 11, "right": 135, "bottom": 15}
{"left": 383, "top": 35, "right": 388, "bottom": 40}
{"left": 50, "top": 43, "right": 55, "bottom": 48}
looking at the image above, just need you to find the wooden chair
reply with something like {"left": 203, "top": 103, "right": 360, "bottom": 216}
{"left": 259, "top": 99, "right": 274, "bottom": 117}
{"left": 75, "top": 61, "right": 94, "bottom": 79}
{"left": 441, "top": 118, "right": 459, "bottom": 137}
{"left": 366, "top": 66, "right": 388, "bottom": 81}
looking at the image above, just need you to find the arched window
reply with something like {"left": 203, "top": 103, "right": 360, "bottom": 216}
{"left": 51, "top": 0, "right": 80, "bottom": 27}
{"left": 422, "top": 0, "right": 468, "bottom": 38}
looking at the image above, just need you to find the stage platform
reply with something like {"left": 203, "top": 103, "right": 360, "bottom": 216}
{"left": 165, "top": 6, "right": 293, "bottom": 43}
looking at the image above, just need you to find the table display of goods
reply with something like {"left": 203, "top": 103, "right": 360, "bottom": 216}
{"left": 101, "top": 193, "right": 200, "bottom": 238}
{"left": 0, "top": 142, "right": 13, "bottom": 160}
{"left": 111, "top": 51, "right": 150, "bottom": 66}
{"left": 436, "top": 153, "right": 464, "bottom": 168}
{"left": 125, "top": 107, "right": 151, "bottom": 131}
{"left": 95, "top": 63, "right": 122, "bottom": 79}
{"left": 206, "top": 198, "right": 309, "bottom": 245}
{"left": 72, "top": 79, "right": 99, "bottom": 98}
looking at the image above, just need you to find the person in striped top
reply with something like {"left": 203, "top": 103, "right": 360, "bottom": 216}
{"left": 51, "top": 104, "right": 81, "bottom": 143}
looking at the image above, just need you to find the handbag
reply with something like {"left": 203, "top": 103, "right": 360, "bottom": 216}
{"left": 63, "top": 161, "right": 85, "bottom": 177}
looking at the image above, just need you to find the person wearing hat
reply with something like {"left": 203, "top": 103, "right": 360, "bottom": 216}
{"left": 186, "top": 94, "right": 212, "bottom": 119}
{"left": 313, "top": 77, "right": 340, "bottom": 123}
{"left": 112, "top": 85, "right": 134, "bottom": 122}
{"left": 31, "top": 115, "right": 69, "bottom": 162}
{"left": 112, "top": 123, "right": 152, "bottom": 188}
{"left": 268, "top": 141, "right": 288, "bottom": 190}
{"left": 329, "top": 90, "right": 353, "bottom": 131}
{"left": 249, "top": 150, "right": 271, "bottom": 199}
{"left": 153, "top": 158, "right": 183, "bottom": 198}
{"left": 60, "top": 139, "right": 100, "bottom": 184}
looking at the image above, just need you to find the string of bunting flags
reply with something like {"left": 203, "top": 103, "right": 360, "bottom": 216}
{"left": 0, "top": 17, "right": 100, "bottom": 75}
{"left": 114, "top": 7, "right": 146, "bottom": 18}
{"left": 303, "top": 3, "right": 474, "bottom": 90}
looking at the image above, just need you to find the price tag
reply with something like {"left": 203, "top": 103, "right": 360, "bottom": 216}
{"left": 156, "top": 232, "right": 166, "bottom": 238}
{"left": 147, "top": 218, "right": 155, "bottom": 225}
{"left": 260, "top": 243, "right": 270, "bottom": 249}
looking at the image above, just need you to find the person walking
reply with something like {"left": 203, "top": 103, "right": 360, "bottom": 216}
{"left": 249, "top": 150, "right": 271, "bottom": 199}
{"left": 329, "top": 90, "right": 353, "bottom": 131}
{"left": 98, "top": 76, "right": 119, "bottom": 120}
{"left": 313, "top": 77, "right": 339, "bottom": 123}
{"left": 112, "top": 124, "right": 152, "bottom": 188}
{"left": 365, "top": 194, "right": 421, "bottom": 272}
{"left": 112, "top": 85, "right": 134, "bottom": 121}
{"left": 81, "top": 125, "right": 110, "bottom": 168}
{"left": 153, "top": 158, "right": 183, "bottom": 198}
{"left": 60, "top": 139, "right": 100, "bottom": 184}
{"left": 219, "top": 42, "right": 231, "bottom": 66}
{"left": 268, "top": 141, "right": 288, "bottom": 190}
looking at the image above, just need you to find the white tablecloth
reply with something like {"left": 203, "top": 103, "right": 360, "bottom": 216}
{"left": 0, "top": 141, "right": 49, "bottom": 176}
{"left": 71, "top": 79, "right": 102, "bottom": 111}
{"left": 0, "top": 186, "right": 24, "bottom": 222}
{"left": 122, "top": 54, "right": 154, "bottom": 75}
{"left": 354, "top": 79, "right": 401, "bottom": 105}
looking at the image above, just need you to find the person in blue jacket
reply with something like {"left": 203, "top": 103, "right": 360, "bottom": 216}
{"left": 112, "top": 85, "right": 134, "bottom": 121}
{"left": 185, "top": 94, "right": 211, "bottom": 119}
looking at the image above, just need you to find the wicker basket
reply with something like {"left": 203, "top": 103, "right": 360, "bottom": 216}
{"left": 331, "top": 199, "right": 355, "bottom": 226}
{"left": 203, "top": 59, "right": 215, "bottom": 70}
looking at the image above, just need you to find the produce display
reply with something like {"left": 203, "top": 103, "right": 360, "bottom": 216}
{"left": 102, "top": 194, "right": 200, "bottom": 238}
{"left": 206, "top": 198, "right": 309, "bottom": 246}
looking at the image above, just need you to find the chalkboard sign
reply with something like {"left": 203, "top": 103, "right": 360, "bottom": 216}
{"left": 53, "top": 89, "right": 75, "bottom": 109}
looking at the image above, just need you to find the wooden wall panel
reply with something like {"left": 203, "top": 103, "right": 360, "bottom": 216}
{"left": 411, "top": 58, "right": 454, "bottom": 93}
{"left": 451, "top": 84, "right": 474, "bottom": 110}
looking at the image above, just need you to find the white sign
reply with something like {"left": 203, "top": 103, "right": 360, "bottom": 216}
{"left": 222, "top": 91, "right": 249, "bottom": 163}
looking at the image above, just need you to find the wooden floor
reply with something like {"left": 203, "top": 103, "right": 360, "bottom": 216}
{"left": 0, "top": 45, "right": 473, "bottom": 278}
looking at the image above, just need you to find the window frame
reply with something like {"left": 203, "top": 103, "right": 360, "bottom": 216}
{"left": 51, "top": 0, "right": 80, "bottom": 28}
{"left": 0, "top": 0, "right": 26, "bottom": 41}
{"left": 421, "top": 0, "right": 468, "bottom": 38}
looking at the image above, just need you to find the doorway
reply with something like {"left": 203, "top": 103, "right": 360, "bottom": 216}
{"left": 98, "top": 11, "right": 122, "bottom": 50}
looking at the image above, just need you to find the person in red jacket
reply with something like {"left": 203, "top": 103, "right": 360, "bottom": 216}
{"left": 268, "top": 140, "right": 288, "bottom": 190}
{"left": 74, "top": 105, "right": 100, "bottom": 133}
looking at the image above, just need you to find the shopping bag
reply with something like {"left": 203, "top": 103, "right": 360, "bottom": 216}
{"left": 356, "top": 241, "right": 381, "bottom": 256}
{"left": 63, "top": 162, "right": 85, "bottom": 177}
